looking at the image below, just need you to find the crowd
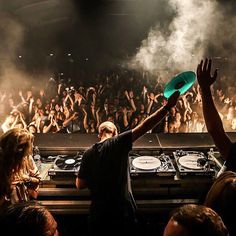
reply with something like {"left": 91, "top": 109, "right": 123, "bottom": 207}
{"left": 0, "top": 58, "right": 236, "bottom": 236}
{"left": 1, "top": 66, "right": 236, "bottom": 135}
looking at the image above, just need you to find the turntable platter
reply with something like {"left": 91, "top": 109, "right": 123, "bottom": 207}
{"left": 132, "top": 156, "right": 161, "bottom": 170}
{"left": 55, "top": 156, "right": 81, "bottom": 170}
{"left": 178, "top": 155, "right": 204, "bottom": 170}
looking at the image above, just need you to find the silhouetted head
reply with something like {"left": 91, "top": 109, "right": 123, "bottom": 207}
{"left": 163, "top": 204, "right": 228, "bottom": 236}
{"left": 0, "top": 201, "right": 58, "bottom": 236}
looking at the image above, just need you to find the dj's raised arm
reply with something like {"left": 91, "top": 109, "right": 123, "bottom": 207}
{"left": 132, "top": 91, "right": 180, "bottom": 142}
{"left": 197, "top": 58, "right": 233, "bottom": 162}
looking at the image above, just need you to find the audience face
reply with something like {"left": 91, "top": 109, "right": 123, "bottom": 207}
{"left": 169, "top": 107, "right": 176, "bottom": 115}
{"left": 191, "top": 111, "right": 198, "bottom": 120}
{"left": 175, "top": 112, "right": 181, "bottom": 121}
{"left": 107, "top": 115, "right": 115, "bottom": 123}
{"left": 28, "top": 125, "right": 37, "bottom": 134}
{"left": 231, "top": 118, "right": 236, "bottom": 130}
{"left": 226, "top": 106, "right": 235, "bottom": 120}
{"left": 39, "top": 89, "right": 45, "bottom": 96}
{"left": 36, "top": 98, "right": 42, "bottom": 106}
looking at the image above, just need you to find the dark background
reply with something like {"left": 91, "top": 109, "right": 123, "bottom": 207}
{"left": 0, "top": 0, "right": 235, "bottom": 77}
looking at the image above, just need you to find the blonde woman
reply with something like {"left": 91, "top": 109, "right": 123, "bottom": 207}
{"left": 0, "top": 128, "right": 41, "bottom": 206}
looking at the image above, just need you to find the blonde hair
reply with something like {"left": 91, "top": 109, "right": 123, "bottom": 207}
{"left": 0, "top": 128, "right": 34, "bottom": 199}
{"left": 98, "top": 121, "right": 118, "bottom": 137}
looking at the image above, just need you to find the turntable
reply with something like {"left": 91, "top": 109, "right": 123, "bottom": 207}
{"left": 129, "top": 152, "right": 176, "bottom": 177}
{"left": 173, "top": 150, "right": 217, "bottom": 177}
{"left": 207, "top": 149, "right": 226, "bottom": 177}
{"left": 48, "top": 153, "right": 82, "bottom": 178}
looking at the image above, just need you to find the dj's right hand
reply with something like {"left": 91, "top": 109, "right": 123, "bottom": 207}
{"left": 166, "top": 91, "right": 180, "bottom": 109}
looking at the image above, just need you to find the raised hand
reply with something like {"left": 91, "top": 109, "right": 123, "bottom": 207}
{"left": 197, "top": 58, "right": 218, "bottom": 90}
{"left": 167, "top": 91, "right": 180, "bottom": 108}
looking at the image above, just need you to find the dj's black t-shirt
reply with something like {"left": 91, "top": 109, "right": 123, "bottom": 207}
{"left": 78, "top": 130, "right": 136, "bottom": 220}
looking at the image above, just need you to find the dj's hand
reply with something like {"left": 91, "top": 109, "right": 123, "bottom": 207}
{"left": 167, "top": 91, "right": 180, "bottom": 109}
{"left": 197, "top": 58, "right": 218, "bottom": 90}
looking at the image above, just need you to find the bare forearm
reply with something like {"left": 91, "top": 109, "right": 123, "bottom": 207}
{"left": 63, "top": 116, "right": 73, "bottom": 127}
{"left": 201, "top": 88, "right": 224, "bottom": 133}
{"left": 43, "top": 124, "right": 52, "bottom": 133}
{"left": 147, "top": 100, "right": 153, "bottom": 115}
{"left": 83, "top": 115, "right": 88, "bottom": 130}
{"left": 129, "top": 98, "right": 136, "bottom": 112}
{"left": 132, "top": 106, "right": 168, "bottom": 142}
{"left": 201, "top": 87, "right": 232, "bottom": 159}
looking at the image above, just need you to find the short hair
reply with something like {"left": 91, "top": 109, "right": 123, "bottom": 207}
{"left": 170, "top": 204, "right": 228, "bottom": 236}
{"left": 0, "top": 201, "right": 57, "bottom": 236}
{"left": 98, "top": 121, "right": 118, "bottom": 136}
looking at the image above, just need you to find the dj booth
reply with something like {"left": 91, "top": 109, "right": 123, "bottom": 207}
{"left": 34, "top": 132, "right": 236, "bottom": 234}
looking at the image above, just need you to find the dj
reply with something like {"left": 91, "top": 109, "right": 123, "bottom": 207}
{"left": 76, "top": 91, "right": 180, "bottom": 236}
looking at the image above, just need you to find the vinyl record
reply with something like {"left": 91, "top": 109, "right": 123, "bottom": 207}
{"left": 132, "top": 156, "right": 161, "bottom": 170}
{"left": 55, "top": 155, "right": 81, "bottom": 170}
{"left": 163, "top": 71, "right": 196, "bottom": 98}
{"left": 178, "top": 155, "right": 204, "bottom": 170}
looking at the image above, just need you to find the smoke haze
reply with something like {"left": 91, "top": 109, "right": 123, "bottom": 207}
{"left": 0, "top": 14, "right": 26, "bottom": 90}
{"left": 129, "top": 0, "right": 222, "bottom": 81}
{"left": 0, "top": 0, "right": 236, "bottom": 88}
{"left": 0, "top": 14, "right": 53, "bottom": 93}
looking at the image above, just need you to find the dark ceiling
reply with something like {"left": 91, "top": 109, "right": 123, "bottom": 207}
{"left": 0, "top": 0, "right": 235, "bottom": 75}
{"left": 0, "top": 0, "right": 174, "bottom": 73}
